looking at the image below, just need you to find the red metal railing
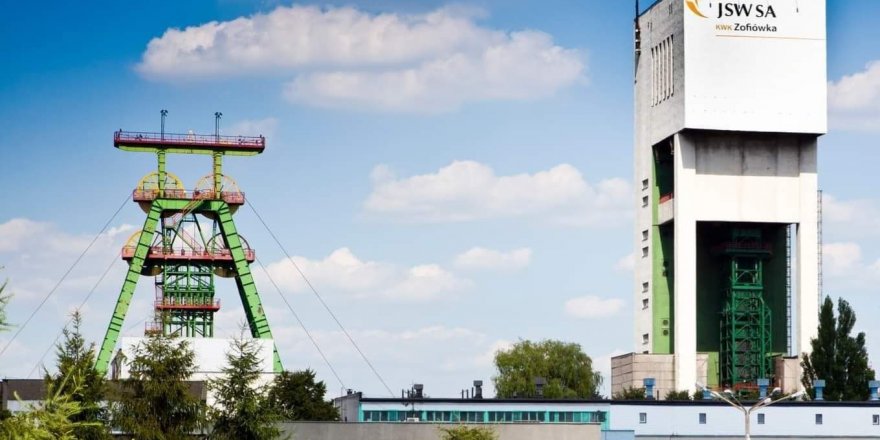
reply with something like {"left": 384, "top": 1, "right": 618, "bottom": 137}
{"left": 121, "top": 246, "right": 255, "bottom": 261}
{"left": 132, "top": 189, "right": 245, "bottom": 204}
{"left": 114, "top": 130, "right": 264, "bottom": 150}
{"left": 155, "top": 297, "right": 221, "bottom": 311}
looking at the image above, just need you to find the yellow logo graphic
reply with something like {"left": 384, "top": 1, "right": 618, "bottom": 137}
{"left": 686, "top": 0, "right": 709, "bottom": 18}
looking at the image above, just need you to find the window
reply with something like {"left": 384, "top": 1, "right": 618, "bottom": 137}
{"left": 642, "top": 247, "right": 649, "bottom": 258}
{"left": 639, "top": 412, "right": 647, "bottom": 424}
{"left": 651, "top": 35, "right": 674, "bottom": 106}
{"left": 642, "top": 230, "right": 649, "bottom": 241}
{"left": 642, "top": 179, "right": 649, "bottom": 190}
{"left": 642, "top": 333, "right": 650, "bottom": 345}
{"left": 758, "top": 413, "right": 765, "bottom": 425}
{"left": 642, "top": 298, "right": 649, "bottom": 309}
{"left": 642, "top": 282, "right": 650, "bottom": 293}
{"left": 642, "top": 196, "right": 649, "bottom": 207}
{"left": 873, "top": 414, "right": 879, "bottom": 425}
{"left": 698, "top": 413, "right": 706, "bottom": 424}
{"left": 815, "top": 414, "right": 823, "bottom": 425}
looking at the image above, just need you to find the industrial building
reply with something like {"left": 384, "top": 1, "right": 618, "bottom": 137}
{"left": 616, "top": 0, "right": 827, "bottom": 397}
{"left": 326, "top": 385, "right": 880, "bottom": 440}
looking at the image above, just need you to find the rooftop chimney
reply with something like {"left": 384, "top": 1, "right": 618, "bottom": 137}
{"left": 534, "top": 377, "right": 546, "bottom": 398}
{"left": 473, "top": 380, "right": 483, "bottom": 399}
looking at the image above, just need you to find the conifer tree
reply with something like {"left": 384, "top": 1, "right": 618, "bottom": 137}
{"left": 801, "top": 296, "right": 876, "bottom": 401}
{"left": 208, "top": 335, "right": 280, "bottom": 439}
{"left": 44, "top": 311, "right": 110, "bottom": 439}
{"left": 110, "top": 335, "right": 208, "bottom": 439}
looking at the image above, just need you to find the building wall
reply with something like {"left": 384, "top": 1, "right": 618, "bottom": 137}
{"left": 633, "top": 0, "right": 825, "bottom": 392}
{"left": 610, "top": 403, "right": 880, "bottom": 438}
{"left": 279, "top": 422, "right": 602, "bottom": 440}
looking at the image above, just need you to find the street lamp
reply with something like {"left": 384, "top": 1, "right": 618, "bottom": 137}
{"left": 696, "top": 382, "right": 806, "bottom": 440}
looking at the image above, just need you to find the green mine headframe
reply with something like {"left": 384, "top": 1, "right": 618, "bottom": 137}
{"left": 95, "top": 128, "right": 282, "bottom": 374}
{"left": 717, "top": 228, "right": 773, "bottom": 388}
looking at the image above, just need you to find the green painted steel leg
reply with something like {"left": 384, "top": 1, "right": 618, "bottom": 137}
{"left": 157, "top": 150, "right": 166, "bottom": 194}
{"left": 213, "top": 152, "right": 223, "bottom": 194}
{"left": 216, "top": 202, "right": 283, "bottom": 372}
{"left": 95, "top": 201, "right": 161, "bottom": 373}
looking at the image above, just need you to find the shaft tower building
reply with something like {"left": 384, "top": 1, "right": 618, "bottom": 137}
{"left": 613, "top": 0, "right": 826, "bottom": 397}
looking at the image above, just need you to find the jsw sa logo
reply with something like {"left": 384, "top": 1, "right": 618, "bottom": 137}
{"left": 685, "top": 1, "right": 778, "bottom": 19}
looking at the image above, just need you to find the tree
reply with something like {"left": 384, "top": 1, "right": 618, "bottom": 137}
{"left": 801, "top": 296, "right": 876, "bottom": 401}
{"left": 265, "top": 369, "right": 339, "bottom": 421}
{"left": 493, "top": 339, "right": 602, "bottom": 399}
{"left": 439, "top": 425, "right": 497, "bottom": 440}
{"left": 208, "top": 335, "right": 280, "bottom": 440}
{"left": 0, "top": 372, "right": 102, "bottom": 439}
{"left": 110, "top": 335, "right": 208, "bottom": 439}
{"left": 0, "top": 271, "right": 11, "bottom": 332}
{"left": 612, "top": 386, "right": 646, "bottom": 400}
{"left": 664, "top": 390, "right": 691, "bottom": 401}
{"left": 44, "top": 311, "right": 110, "bottom": 439}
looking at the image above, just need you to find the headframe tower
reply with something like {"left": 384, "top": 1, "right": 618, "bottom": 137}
{"left": 613, "top": 0, "right": 826, "bottom": 396}
{"left": 95, "top": 119, "right": 281, "bottom": 373}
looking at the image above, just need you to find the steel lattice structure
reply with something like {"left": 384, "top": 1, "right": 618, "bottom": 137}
{"left": 95, "top": 129, "right": 281, "bottom": 373}
{"left": 718, "top": 228, "right": 773, "bottom": 388}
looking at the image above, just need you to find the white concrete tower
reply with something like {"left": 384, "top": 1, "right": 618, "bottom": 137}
{"left": 622, "top": 0, "right": 826, "bottom": 397}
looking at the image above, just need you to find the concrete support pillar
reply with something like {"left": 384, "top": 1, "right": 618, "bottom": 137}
{"left": 673, "top": 134, "right": 697, "bottom": 392}
{"left": 797, "top": 141, "right": 819, "bottom": 355}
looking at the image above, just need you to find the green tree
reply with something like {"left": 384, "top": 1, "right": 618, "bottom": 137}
{"left": 44, "top": 311, "right": 110, "bottom": 439}
{"left": 208, "top": 335, "right": 280, "bottom": 440}
{"left": 0, "top": 271, "right": 12, "bottom": 332}
{"left": 493, "top": 339, "right": 602, "bottom": 399}
{"left": 265, "top": 369, "right": 339, "bottom": 421}
{"left": 611, "top": 386, "right": 646, "bottom": 400}
{"left": 801, "top": 296, "right": 876, "bottom": 401}
{"left": 110, "top": 335, "right": 208, "bottom": 439}
{"left": 439, "top": 425, "right": 498, "bottom": 440}
{"left": 664, "top": 390, "right": 691, "bottom": 401}
{"left": 0, "top": 372, "right": 102, "bottom": 439}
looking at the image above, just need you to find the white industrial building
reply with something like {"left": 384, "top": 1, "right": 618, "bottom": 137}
{"left": 617, "top": 0, "right": 827, "bottom": 397}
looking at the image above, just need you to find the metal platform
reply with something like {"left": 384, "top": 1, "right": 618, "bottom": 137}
{"left": 114, "top": 130, "right": 265, "bottom": 156}
{"left": 121, "top": 246, "right": 255, "bottom": 263}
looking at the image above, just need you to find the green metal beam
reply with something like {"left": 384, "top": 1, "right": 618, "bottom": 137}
{"left": 216, "top": 202, "right": 283, "bottom": 372}
{"left": 115, "top": 145, "right": 259, "bottom": 156}
{"left": 95, "top": 201, "right": 161, "bottom": 373}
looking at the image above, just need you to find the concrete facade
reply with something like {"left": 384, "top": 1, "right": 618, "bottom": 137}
{"left": 279, "top": 422, "right": 602, "bottom": 440}
{"left": 629, "top": 0, "right": 825, "bottom": 393}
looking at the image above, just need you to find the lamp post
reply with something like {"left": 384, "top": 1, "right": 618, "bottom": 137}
{"left": 160, "top": 109, "right": 168, "bottom": 140}
{"left": 696, "top": 382, "right": 805, "bottom": 440}
{"left": 214, "top": 112, "right": 223, "bottom": 141}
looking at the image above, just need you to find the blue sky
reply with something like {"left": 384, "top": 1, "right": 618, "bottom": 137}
{"left": 2, "top": 0, "right": 880, "bottom": 398}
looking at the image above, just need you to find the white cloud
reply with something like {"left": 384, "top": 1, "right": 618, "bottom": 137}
{"left": 474, "top": 339, "right": 513, "bottom": 368}
{"left": 256, "top": 247, "right": 470, "bottom": 302}
{"left": 137, "top": 5, "right": 584, "bottom": 112}
{"left": 823, "top": 242, "right": 863, "bottom": 277}
{"left": 614, "top": 252, "right": 635, "bottom": 272}
{"left": 829, "top": 60, "right": 880, "bottom": 131}
{"left": 363, "top": 161, "right": 631, "bottom": 225}
{"left": 563, "top": 295, "right": 625, "bottom": 319}
{"left": 454, "top": 247, "right": 531, "bottom": 271}
{"left": 225, "top": 117, "right": 278, "bottom": 138}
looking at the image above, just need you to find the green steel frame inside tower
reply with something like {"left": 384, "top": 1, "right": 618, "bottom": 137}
{"left": 651, "top": 140, "right": 790, "bottom": 390}
{"left": 95, "top": 129, "right": 282, "bottom": 374}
